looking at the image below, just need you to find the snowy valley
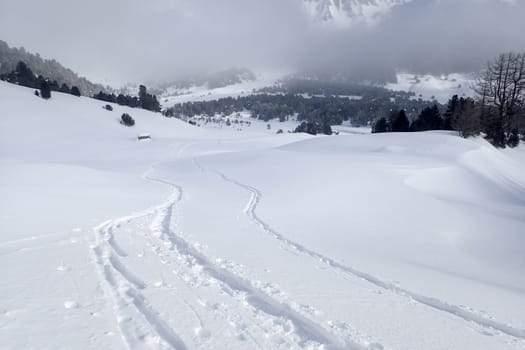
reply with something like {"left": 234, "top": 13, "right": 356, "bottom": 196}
{"left": 2, "top": 0, "right": 525, "bottom": 348}
{"left": 1, "top": 80, "right": 525, "bottom": 350}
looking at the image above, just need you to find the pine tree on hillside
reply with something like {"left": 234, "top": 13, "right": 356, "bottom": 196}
{"left": 372, "top": 117, "right": 389, "bottom": 133}
{"left": 410, "top": 105, "right": 443, "bottom": 131}
{"left": 15, "top": 61, "right": 38, "bottom": 88}
{"left": 391, "top": 110, "right": 410, "bottom": 132}
{"left": 48, "top": 79, "right": 60, "bottom": 92}
{"left": 59, "top": 83, "right": 71, "bottom": 94}
{"left": 70, "top": 86, "right": 81, "bottom": 97}
{"left": 40, "top": 79, "right": 51, "bottom": 99}
{"left": 443, "top": 95, "right": 459, "bottom": 131}
{"left": 139, "top": 85, "right": 161, "bottom": 112}
{"left": 94, "top": 91, "right": 117, "bottom": 103}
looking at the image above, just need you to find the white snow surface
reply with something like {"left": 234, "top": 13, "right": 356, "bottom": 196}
{"left": 161, "top": 72, "right": 285, "bottom": 108}
{"left": 387, "top": 72, "right": 475, "bottom": 103}
{"left": 1, "top": 80, "right": 525, "bottom": 350}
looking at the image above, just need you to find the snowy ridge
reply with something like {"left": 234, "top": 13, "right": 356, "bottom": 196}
{"left": 386, "top": 72, "right": 475, "bottom": 103}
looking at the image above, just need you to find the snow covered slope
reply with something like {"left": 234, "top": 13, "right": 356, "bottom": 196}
{"left": 161, "top": 71, "right": 285, "bottom": 108}
{"left": 387, "top": 72, "right": 475, "bottom": 103}
{"left": 1, "top": 80, "right": 525, "bottom": 350}
{"left": 304, "top": 0, "right": 412, "bottom": 25}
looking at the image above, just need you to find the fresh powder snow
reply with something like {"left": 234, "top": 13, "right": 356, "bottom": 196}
{"left": 1, "top": 80, "right": 525, "bottom": 350}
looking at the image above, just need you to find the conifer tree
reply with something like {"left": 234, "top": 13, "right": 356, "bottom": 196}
{"left": 391, "top": 110, "right": 410, "bottom": 132}
{"left": 70, "top": 86, "right": 81, "bottom": 97}
{"left": 40, "top": 79, "right": 51, "bottom": 99}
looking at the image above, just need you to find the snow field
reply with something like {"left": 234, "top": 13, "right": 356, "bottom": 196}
{"left": 1, "top": 80, "right": 525, "bottom": 349}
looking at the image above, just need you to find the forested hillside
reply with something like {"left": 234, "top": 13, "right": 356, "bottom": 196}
{"left": 0, "top": 40, "right": 108, "bottom": 95}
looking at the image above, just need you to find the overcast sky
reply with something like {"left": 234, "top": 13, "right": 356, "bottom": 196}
{"left": 1, "top": 0, "right": 524, "bottom": 86}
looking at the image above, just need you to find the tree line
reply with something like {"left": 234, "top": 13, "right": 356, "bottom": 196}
{"left": 0, "top": 40, "right": 108, "bottom": 96}
{"left": 0, "top": 60, "right": 162, "bottom": 113}
{"left": 164, "top": 92, "right": 438, "bottom": 128}
{"left": 93, "top": 85, "right": 161, "bottom": 112}
{"left": 0, "top": 61, "right": 81, "bottom": 98}
{"left": 373, "top": 53, "right": 525, "bottom": 148}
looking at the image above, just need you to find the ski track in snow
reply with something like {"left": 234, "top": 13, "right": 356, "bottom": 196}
{"left": 204, "top": 160, "right": 525, "bottom": 342}
{"left": 144, "top": 172, "right": 364, "bottom": 350}
{"left": 89, "top": 145, "right": 524, "bottom": 350}
{"left": 93, "top": 218, "right": 189, "bottom": 350}
{"left": 90, "top": 155, "right": 368, "bottom": 349}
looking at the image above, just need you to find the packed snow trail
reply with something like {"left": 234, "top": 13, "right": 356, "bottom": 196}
{"left": 202, "top": 161, "right": 525, "bottom": 342}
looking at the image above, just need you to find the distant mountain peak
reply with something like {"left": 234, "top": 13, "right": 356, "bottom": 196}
{"left": 303, "top": 0, "right": 412, "bottom": 24}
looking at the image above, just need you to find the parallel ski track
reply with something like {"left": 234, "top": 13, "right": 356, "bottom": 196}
{"left": 144, "top": 171, "right": 364, "bottom": 350}
{"left": 93, "top": 215, "right": 189, "bottom": 350}
{"left": 204, "top": 161, "right": 525, "bottom": 341}
{"left": 91, "top": 157, "right": 366, "bottom": 350}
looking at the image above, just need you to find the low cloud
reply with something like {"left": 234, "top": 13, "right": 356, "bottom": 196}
{"left": 1, "top": 0, "right": 523, "bottom": 85}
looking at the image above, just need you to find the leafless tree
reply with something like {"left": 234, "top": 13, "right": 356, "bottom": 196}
{"left": 475, "top": 53, "right": 525, "bottom": 145}
{"left": 451, "top": 97, "right": 481, "bottom": 138}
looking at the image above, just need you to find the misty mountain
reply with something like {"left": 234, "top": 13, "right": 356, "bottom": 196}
{"left": 159, "top": 68, "right": 256, "bottom": 91}
{"left": 1, "top": 0, "right": 523, "bottom": 86}
{"left": 304, "top": 0, "right": 411, "bottom": 23}
{"left": 0, "top": 40, "right": 108, "bottom": 95}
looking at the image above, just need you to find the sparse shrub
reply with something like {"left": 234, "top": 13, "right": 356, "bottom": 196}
{"left": 103, "top": 104, "right": 113, "bottom": 111}
{"left": 120, "top": 113, "right": 135, "bottom": 127}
